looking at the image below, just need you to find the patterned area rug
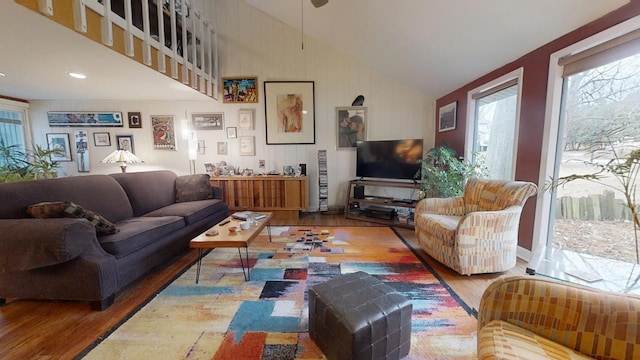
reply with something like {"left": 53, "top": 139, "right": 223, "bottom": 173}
{"left": 81, "top": 226, "right": 477, "bottom": 359}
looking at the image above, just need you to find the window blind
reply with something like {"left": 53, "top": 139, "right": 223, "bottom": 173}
{"left": 559, "top": 28, "right": 640, "bottom": 77}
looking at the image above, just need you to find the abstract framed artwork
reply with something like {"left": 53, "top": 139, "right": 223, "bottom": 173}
{"left": 438, "top": 102, "right": 457, "bottom": 132}
{"left": 222, "top": 77, "right": 258, "bottom": 103}
{"left": 151, "top": 115, "right": 176, "bottom": 150}
{"left": 93, "top": 132, "right": 111, "bottom": 147}
{"left": 336, "top": 106, "right": 367, "bottom": 150}
{"left": 192, "top": 112, "right": 224, "bottom": 130}
{"left": 116, "top": 135, "right": 135, "bottom": 153}
{"left": 45, "top": 133, "right": 72, "bottom": 161}
{"left": 47, "top": 111, "right": 123, "bottom": 127}
{"left": 264, "top": 81, "right": 315, "bottom": 145}
{"left": 239, "top": 136, "right": 255, "bottom": 156}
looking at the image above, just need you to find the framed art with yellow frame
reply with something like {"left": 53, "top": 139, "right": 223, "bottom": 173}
{"left": 222, "top": 77, "right": 258, "bottom": 103}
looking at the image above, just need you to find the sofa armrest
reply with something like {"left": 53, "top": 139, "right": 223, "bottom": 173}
{"left": 211, "top": 185, "right": 223, "bottom": 200}
{"left": 415, "top": 196, "right": 465, "bottom": 216}
{"left": 478, "top": 276, "right": 640, "bottom": 359}
{"left": 0, "top": 218, "right": 97, "bottom": 271}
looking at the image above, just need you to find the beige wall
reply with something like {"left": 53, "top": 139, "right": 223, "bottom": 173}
{"left": 27, "top": 0, "right": 434, "bottom": 211}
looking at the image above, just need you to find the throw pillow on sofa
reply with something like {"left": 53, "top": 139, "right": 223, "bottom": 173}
{"left": 27, "top": 201, "right": 119, "bottom": 235}
{"left": 175, "top": 174, "right": 213, "bottom": 202}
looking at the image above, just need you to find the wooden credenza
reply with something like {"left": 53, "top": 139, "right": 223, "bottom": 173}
{"left": 210, "top": 175, "right": 308, "bottom": 219}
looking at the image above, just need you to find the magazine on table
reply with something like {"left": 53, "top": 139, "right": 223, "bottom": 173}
{"left": 231, "top": 211, "right": 266, "bottom": 220}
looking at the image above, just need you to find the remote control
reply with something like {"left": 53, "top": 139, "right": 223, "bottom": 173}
{"left": 219, "top": 220, "right": 230, "bottom": 226}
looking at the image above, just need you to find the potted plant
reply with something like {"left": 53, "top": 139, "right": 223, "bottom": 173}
{"left": 415, "top": 144, "right": 487, "bottom": 199}
{"left": 0, "top": 139, "right": 63, "bottom": 182}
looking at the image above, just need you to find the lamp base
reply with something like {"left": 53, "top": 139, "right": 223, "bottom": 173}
{"left": 120, "top": 165, "right": 127, "bottom": 173}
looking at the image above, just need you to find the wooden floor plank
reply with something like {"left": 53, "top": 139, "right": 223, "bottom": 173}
{"left": 0, "top": 213, "right": 526, "bottom": 359}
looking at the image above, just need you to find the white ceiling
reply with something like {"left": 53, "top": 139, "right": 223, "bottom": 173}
{"left": 0, "top": 0, "right": 630, "bottom": 101}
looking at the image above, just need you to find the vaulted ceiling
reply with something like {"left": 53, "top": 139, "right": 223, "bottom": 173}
{"left": 0, "top": 0, "right": 630, "bottom": 101}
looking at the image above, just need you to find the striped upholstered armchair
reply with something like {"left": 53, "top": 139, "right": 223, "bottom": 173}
{"left": 414, "top": 178, "right": 537, "bottom": 275}
{"left": 478, "top": 276, "right": 640, "bottom": 359}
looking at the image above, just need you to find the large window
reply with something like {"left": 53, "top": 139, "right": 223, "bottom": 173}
{"left": 466, "top": 73, "right": 521, "bottom": 180}
{"left": 0, "top": 99, "right": 29, "bottom": 166}
{"left": 535, "top": 19, "right": 640, "bottom": 294}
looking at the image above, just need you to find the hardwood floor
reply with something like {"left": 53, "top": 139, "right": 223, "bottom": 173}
{"left": 0, "top": 213, "right": 527, "bottom": 359}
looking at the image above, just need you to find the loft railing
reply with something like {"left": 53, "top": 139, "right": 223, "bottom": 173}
{"left": 30, "top": 0, "right": 218, "bottom": 99}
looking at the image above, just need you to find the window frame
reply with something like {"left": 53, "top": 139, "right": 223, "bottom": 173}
{"left": 0, "top": 97, "right": 31, "bottom": 150}
{"left": 464, "top": 68, "right": 523, "bottom": 180}
{"left": 532, "top": 14, "right": 640, "bottom": 265}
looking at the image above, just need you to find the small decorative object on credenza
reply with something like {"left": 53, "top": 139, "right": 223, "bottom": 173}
{"left": 101, "top": 150, "right": 143, "bottom": 173}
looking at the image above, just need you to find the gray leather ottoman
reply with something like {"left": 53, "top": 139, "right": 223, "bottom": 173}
{"left": 308, "top": 271, "right": 412, "bottom": 360}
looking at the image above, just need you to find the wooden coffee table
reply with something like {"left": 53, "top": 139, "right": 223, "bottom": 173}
{"left": 190, "top": 212, "right": 273, "bottom": 283}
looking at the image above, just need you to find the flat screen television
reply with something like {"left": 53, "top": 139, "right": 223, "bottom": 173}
{"left": 356, "top": 139, "right": 423, "bottom": 180}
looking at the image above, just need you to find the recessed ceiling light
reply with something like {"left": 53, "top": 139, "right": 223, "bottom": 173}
{"left": 67, "top": 71, "right": 87, "bottom": 79}
{"left": 0, "top": 73, "right": 5, "bottom": 77}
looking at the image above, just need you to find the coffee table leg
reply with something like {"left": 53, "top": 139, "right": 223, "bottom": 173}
{"left": 238, "top": 247, "right": 250, "bottom": 281}
{"left": 267, "top": 222, "right": 272, "bottom": 242}
{"left": 195, "top": 248, "right": 203, "bottom": 284}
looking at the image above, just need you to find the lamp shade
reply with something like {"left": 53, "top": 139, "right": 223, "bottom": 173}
{"left": 100, "top": 150, "right": 143, "bottom": 164}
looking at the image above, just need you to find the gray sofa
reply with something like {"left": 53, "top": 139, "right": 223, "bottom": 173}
{"left": 0, "top": 170, "right": 228, "bottom": 310}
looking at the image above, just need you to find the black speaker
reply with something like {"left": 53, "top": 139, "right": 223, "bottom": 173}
{"left": 299, "top": 163, "right": 306, "bottom": 176}
{"left": 354, "top": 185, "right": 365, "bottom": 199}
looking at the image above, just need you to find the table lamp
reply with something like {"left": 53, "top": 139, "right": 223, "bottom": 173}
{"left": 101, "top": 150, "right": 143, "bottom": 173}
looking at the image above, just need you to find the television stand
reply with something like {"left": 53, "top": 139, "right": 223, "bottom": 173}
{"left": 344, "top": 179, "right": 419, "bottom": 228}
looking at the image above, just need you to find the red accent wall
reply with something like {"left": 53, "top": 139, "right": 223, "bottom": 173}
{"left": 435, "top": 1, "right": 640, "bottom": 251}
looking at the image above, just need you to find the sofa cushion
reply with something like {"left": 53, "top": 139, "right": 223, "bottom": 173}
{"left": 110, "top": 170, "right": 178, "bottom": 216}
{"left": 26, "top": 201, "right": 67, "bottom": 218}
{"left": 99, "top": 216, "right": 185, "bottom": 258}
{"left": 144, "top": 199, "right": 226, "bottom": 225}
{"left": 416, "top": 214, "right": 460, "bottom": 248}
{"left": 478, "top": 320, "right": 594, "bottom": 360}
{"left": 175, "top": 174, "right": 213, "bottom": 202}
{"left": 0, "top": 175, "right": 133, "bottom": 222}
{"left": 27, "top": 201, "right": 119, "bottom": 235}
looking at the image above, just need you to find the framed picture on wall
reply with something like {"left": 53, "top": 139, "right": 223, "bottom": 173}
{"left": 128, "top": 112, "right": 142, "bottom": 128}
{"left": 217, "top": 142, "right": 228, "bottom": 155}
{"left": 93, "top": 132, "right": 111, "bottom": 147}
{"left": 264, "top": 81, "right": 315, "bottom": 145}
{"left": 192, "top": 112, "right": 224, "bottom": 130}
{"left": 47, "top": 111, "right": 123, "bottom": 127}
{"left": 222, "top": 77, "right": 258, "bottom": 103}
{"left": 238, "top": 108, "right": 255, "bottom": 130}
{"left": 336, "top": 106, "right": 367, "bottom": 150}
{"left": 45, "top": 133, "right": 72, "bottom": 161}
{"left": 116, "top": 135, "right": 135, "bottom": 154}
{"left": 239, "top": 136, "right": 255, "bottom": 156}
{"left": 151, "top": 115, "right": 176, "bottom": 150}
{"left": 226, "top": 127, "right": 237, "bottom": 139}
{"left": 438, "top": 102, "right": 457, "bottom": 132}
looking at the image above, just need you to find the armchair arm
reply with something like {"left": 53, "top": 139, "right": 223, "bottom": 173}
{"left": 415, "top": 196, "right": 465, "bottom": 216}
{"left": 479, "top": 276, "right": 640, "bottom": 359}
{"left": 211, "top": 185, "right": 223, "bottom": 200}
{"left": 0, "top": 218, "right": 97, "bottom": 271}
